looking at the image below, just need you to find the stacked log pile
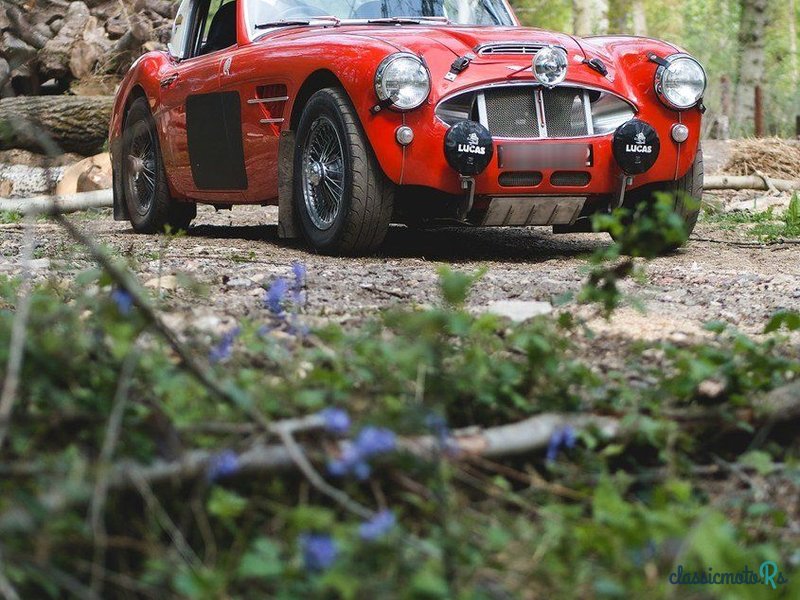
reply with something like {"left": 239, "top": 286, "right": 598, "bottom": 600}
{"left": 0, "top": 0, "right": 175, "bottom": 96}
{"left": 0, "top": 0, "right": 172, "bottom": 159}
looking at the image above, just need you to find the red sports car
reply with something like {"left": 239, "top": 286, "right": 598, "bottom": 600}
{"left": 109, "top": 0, "right": 706, "bottom": 254}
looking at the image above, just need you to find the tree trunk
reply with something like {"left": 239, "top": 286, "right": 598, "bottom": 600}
{"left": 0, "top": 95, "right": 113, "bottom": 156}
{"left": 733, "top": 0, "right": 769, "bottom": 135}
{"left": 573, "top": 0, "right": 609, "bottom": 36}
{"left": 594, "top": 0, "right": 609, "bottom": 35}
{"left": 631, "top": 0, "right": 647, "bottom": 36}
{"left": 789, "top": 0, "right": 798, "bottom": 90}
{"left": 573, "top": 0, "right": 592, "bottom": 36}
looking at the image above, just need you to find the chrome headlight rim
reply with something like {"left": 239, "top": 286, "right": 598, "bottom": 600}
{"left": 654, "top": 53, "right": 707, "bottom": 110}
{"left": 532, "top": 45, "right": 569, "bottom": 87}
{"left": 374, "top": 52, "right": 431, "bottom": 111}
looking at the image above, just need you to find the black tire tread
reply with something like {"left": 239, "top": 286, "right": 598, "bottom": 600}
{"left": 294, "top": 87, "right": 394, "bottom": 255}
{"left": 620, "top": 148, "right": 704, "bottom": 243}
{"left": 123, "top": 98, "right": 195, "bottom": 233}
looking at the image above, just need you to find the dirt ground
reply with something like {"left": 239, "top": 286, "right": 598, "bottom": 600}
{"left": 0, "top": 140, "right": 798, "bottom": 350}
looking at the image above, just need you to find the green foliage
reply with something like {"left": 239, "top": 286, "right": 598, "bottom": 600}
{"left": 579, "top": 193, "right": 690, "bottom": 316}
{"left": 0, "top": 211, "right": 22, "bottom": 224}
{"left": 0, "top": 266, "right": 798, "bottom": 598}
{"left": 706, "top": 194, "right": 800, "bottom": 241}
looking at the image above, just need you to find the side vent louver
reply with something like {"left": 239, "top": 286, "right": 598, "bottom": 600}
{"left": 249, "top": 84, "right": 289, "bottom": 127}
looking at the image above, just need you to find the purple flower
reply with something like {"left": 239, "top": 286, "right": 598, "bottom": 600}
{"left": 206, "top": 449, "right": 240, "bottom": 481}
{"left": 291, "top": 262, "right": 306, "bottom": 292}
{"left": 326, "top": 427, "right": 397, "bottom": 480}
{"left": 327, "top": 441, "right": 372, "bottom": 481}
{"left": 320, "top": 408, "right": 350, "bottom": 436}
{"left": 265, "top": 277, "right": 289, "bottom": 315}
{"left": 209, "top": 326, "right": 240, "bottom": 364}
{"left": 359, "top": 510, "right": 396, "bottom": 541}
{"left": 354, "top": 426, "right": 396, "bottom": 457}
{"left": 546, "top": 426, "right": 577, "bottom": 462}
{"left": 299, "top": 534, "right": 338, "bottom": 572}
{"left": 111, "top": 288, "right": 133, "bottom": 315}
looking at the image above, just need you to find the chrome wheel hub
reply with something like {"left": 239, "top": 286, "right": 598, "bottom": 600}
{"left": 125, "top": 123, "right": 157, "bottom": 216}
{"left": 308, "top": 160, "right": 325, "bottom": 186}
{"left": 301, "top": 116, "right": 345, "bottom": 231}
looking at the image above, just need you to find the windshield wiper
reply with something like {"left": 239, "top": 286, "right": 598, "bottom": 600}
{"left": 255, "top": 16, "right": 340, "bottom": 29}
{"left": 367, "top": 16, "right": 450, "bottom": 25}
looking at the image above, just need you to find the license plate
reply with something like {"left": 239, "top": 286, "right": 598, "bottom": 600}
{"left": 497, "top": 144, "right": 593, "bottom": 170}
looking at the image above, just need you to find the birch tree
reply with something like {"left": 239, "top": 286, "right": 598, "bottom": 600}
{"left": 632, "top": 0, "right": 647, "bottom": 36}
{"left": 572, "top": 0, "right": 609, "bottom": 36}
{"left": 733, "top": 0, "right": 769, "bottom": 133}
{"left": 789, "top": 0, "right": 798, "bottom": 89}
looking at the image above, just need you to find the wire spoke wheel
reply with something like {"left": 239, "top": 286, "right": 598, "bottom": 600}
{"left": 301, "top": 116, "right": 345, "bottom": 231}
{"left": 124, "top": 122, "right": 157, "bottom": 217}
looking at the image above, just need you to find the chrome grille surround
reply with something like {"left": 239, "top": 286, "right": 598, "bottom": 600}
{"left": 435, "top": 83, "right": 636, "bottom": 140}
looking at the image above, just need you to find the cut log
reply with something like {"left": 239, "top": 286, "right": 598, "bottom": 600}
{"left": 106, "top": 13, "right": 153, "bottom": 73}
{"left": 0, "top": 95, "right": 113, "bottom": 155}
{"left": 705, "top": 175, "right": 800, "bottom": 192}
{"left": 5, "top": 6, "right": 51, "bottom": 50}
{"left": 38, "top": 1, "right": 110, "bottom": 80}
{"left": 0, "top": 189, "right": 112, "bottom": 215}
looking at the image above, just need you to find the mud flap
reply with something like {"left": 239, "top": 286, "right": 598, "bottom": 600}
{"left": 278, "top": 130, "right": 298, "bottom": 239}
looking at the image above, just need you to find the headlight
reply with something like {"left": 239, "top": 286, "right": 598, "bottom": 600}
{"left": 654, "top": 54, "right": 706, "bottom": 110}
{"left": 533, "top": 46, "right": 568, "bottom": 87}
{"left": 374, "top": 53, "right": 430, "bottom": 111}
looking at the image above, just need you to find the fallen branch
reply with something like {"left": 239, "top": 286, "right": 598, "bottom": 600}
{"left": 705, "top": 175, "right": 800, "bottom": 192}
{"left": 0, "top": 190, "right": 112, "bottom": 215}
{"left": 0, "top": 412, "right": 619, "bottom": 534}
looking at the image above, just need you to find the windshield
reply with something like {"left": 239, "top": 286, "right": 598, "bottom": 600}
{"left": 245, "top": 0, "right": 515, "bottom": 38}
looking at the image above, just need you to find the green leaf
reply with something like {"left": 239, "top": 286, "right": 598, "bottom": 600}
{"left": 739, "top": 450, "right": 776, "bottom": 476}
{"left": 765, "top": 310, "right": 800, "bottom": 333}
{"left": 437, "top": 266, "right": 485, "bottom": 308}
{"left": 207, "top": 487, "right": 248, "bottom": 520}
{"left": 237, "top": 537, "right": 283, "bottom": 580}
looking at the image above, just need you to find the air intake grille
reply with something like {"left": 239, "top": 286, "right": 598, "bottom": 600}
{"left": 435, "top": 85, "right": 635, "bottom": 140}
{"left": 477, "top": 43, "right": 550, "bottom": 56}
{"left": 483, "top": 88, "right": 539, "bottom": 138}
{"left": 499, "top": 171, "right": 543, "bottom": 187}
{"left": 551, "top": 171, "right": 591, "bottom": 187}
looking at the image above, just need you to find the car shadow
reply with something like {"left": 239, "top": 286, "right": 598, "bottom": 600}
{"left": 184, "top": 222, "right": 611, "bottom": 263}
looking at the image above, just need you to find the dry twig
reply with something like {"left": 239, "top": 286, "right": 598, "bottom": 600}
{"left": 0, "top": 214, "right": 36, "bottom": 449}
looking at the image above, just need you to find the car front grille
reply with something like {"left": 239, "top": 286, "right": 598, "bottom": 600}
{"left": 483, "top": 88, "right": 539, "bottom": 138}
{"left": 436, "top": 84, "right": 635, "bottom": 140}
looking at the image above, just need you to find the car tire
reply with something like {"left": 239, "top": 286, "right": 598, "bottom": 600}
{"left": 617, "top": 148, "right": 703, "bottom": 247}
{"left": 121, "top": 97, "right": 196, "bottom": 233}
{"left": 293, "top": 87, "right": 394, "bottom": 255}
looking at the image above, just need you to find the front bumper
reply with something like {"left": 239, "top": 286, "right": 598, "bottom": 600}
{"left": 365, "top": 79, "right": 701, "bottom": 202}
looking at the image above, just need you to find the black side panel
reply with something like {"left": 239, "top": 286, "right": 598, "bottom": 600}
{"left": 186, "top": 91, "right": 248, "bottom": 190}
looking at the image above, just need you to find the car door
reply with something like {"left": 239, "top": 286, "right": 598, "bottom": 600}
{"left": 217, "top": 3, "right": 286, "bottom": 204}
{"left": 160, "top": 0, "right": 246, "bottom": 203}
{"left": 218, "top": 55, "right": 285, "bottom": 205}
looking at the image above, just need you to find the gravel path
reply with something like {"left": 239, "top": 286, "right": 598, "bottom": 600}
{"left": 1, "top": 196, "right": 798, "bottom": 347}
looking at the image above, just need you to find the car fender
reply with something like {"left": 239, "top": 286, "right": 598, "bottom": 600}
{"left": 577, "top": 35, "right": 703, "bottom": 180}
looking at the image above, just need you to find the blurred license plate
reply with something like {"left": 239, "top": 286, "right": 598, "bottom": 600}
{"left": 497, "top": 144, "right": 592, "bottom": 169}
